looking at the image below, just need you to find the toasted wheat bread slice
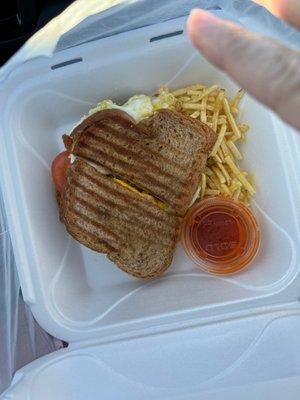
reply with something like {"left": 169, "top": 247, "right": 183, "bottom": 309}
{"left": 60, "top": 159, "right": 181, "bottom": 278}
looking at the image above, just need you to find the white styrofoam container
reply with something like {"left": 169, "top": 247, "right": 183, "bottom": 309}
{"left": 1, "top": 16, "right": 300, "bottom": 399}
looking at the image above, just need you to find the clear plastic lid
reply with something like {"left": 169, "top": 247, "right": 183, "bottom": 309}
{"left": 181, "top": 197, "right": 261, "bottom": 275}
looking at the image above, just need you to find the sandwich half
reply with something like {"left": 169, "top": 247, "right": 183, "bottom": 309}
{"left": 60, "top": 159, "right": 180, "bottom": 278}
{"left": 58, "top": 108, "right": 217, "bottom": 278}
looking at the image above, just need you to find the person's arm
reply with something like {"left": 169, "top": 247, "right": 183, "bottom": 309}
{"left": 187, "top": 0, "right": 300, "bottom": 131}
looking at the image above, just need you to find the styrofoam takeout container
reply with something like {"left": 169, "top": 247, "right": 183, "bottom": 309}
{"left": 1, "top": 16, "right": 300, "bottom": 400}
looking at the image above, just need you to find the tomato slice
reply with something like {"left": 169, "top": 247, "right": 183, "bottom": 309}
{"left": 51, "top": 151, "right": 71, "bottom": 192}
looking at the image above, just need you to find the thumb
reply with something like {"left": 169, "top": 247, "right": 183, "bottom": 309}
{"left": 187, "top": 9, "right": 300, "bottom": 132}
{"left": 253, "top": 0, "right": 300, "bottom": 29}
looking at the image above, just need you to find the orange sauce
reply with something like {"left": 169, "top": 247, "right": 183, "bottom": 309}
{"left": 181, "top": 197, "right": 260, "bottom": 275}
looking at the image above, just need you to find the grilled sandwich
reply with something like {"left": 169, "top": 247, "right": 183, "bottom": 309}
{"left": 59, "top": 108, "right": 217, "bottom": 278}
{"left": 64, "top": 108, "right": 216, "bottom": 215}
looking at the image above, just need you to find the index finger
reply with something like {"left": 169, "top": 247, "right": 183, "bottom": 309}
{"left": 253, "top": 0, "right": 300, "bottom": 29}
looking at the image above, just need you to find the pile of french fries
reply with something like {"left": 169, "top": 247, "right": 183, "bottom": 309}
{"left": 171, "top": 84, "right": 255, "bottom": 206}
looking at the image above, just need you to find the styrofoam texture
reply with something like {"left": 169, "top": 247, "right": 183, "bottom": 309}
{"left": 0, "top": 17, "right": 300, "bottom": 342}
{"left": 2, "top": 305, "right": 300, "bottom": 399}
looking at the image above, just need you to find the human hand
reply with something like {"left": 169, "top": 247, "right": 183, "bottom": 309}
{"left": 187, "top": 0, "right": 300, "bottom": 131}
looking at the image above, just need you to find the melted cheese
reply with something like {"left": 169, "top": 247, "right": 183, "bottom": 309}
{"left": 113, "top": 178, "right": 168, "bottom": 210}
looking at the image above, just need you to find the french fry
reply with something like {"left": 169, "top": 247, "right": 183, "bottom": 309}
{"left": 223, "top": 97, "right": 241, "bottom": 139}
{"left": 217, "top": 117, "right": 227, "bottom": 125}
{"left": 212, "top": 90, "right": 224, "bottom": 132}
{"left": 233, "top": 187, "right": 241, "bottom": 200}
{"left": 189, "top": 84, "right": 206, "bottom": 90}
{"left": 206, "top": 176, "right": 217, "bottom": 189}
{"left": 217, "top": 148, "right": 225, "bottom": 162}
{"left": 221, "top": 183, "right": 231, "bottom": 195}
{"left": 225, "top": 156, "right": 255, "bottom": 195}
{"left": 187, "top": 89, "right": 203, "bottom": 96}
{"left": 210, "top": 124, "right": 227, "bottom": 157}
{"left": 213, "top": 154, "right": 223, "bottom": 164}
{"left": 212, "top": 165, "right": 226, "bottom": 184}
{"left": 200, "top": 97, "right": 207, "bottom": 123}
{"left": 217, "top": 162, "right": 231, "bottom": 184}
{"left": 211, "top": 174, "right": 223, "bottom": 191}
{"left": 190, "top": 111, "right": 200, "bottom": 118}
{"left": 239, "top": 192, "right": 245, "bottom": 201}
{"left": 227, "top": 140, "right": 243, "bottom": 160}
{"left": 177, "top": 96, "right": 191, "bottom": 102}
{"left": 220, "top": 141, "right": 231, "bottom": 157}
{"left": 205, "top": 189, "right": 221, "bottom": 196}
{"left": 230, "top": 89, "right": 245, "bottom": 108}
{"left": 172, "top": 88, "right": 188, "bottom": 96}
{"left": 205, "top": 167, "right": 214, "bottom": 176}
{"left": 230, "top": 106, "right": 239, "bottom": 115}
{"left": 198, "top": 84, "right": 218, "bottom": 100}
{"left": 182, "top": 103, "right": 203, "bottom": 111}
{"left": 230, "top": 182, "right": 242, "bottom": 193}
{"left": 205, "top": 104, "right": 215, "bottom": 111}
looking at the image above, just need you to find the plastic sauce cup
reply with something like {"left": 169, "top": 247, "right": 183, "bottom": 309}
{"left": 181, "top": 197, "right": 260, "bottom": 275}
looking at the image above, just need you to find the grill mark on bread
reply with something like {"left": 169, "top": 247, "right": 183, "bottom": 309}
{"left": 65, "top": 220, "right": 117, "bottom": 252}
{"left": 70, "top": 205, "right": 171, "bottom": 247}
{"left": 82, "top": 130, "right": 184, "bottom": 184}
{"left": 73, "top": 171, "right": 177, "bottom": 231}
{"left": 82, "top": 128, "right": 186, "bottom": 184}
{"left": 74, "top": 172, "right": 166, "bottom": 222}
{"left": 93, "top": 121, "right": 192, "bottom": 169}
{"left": 73, "top": 191, "right": 176, "bottom": 243}
{"left": 71, "top": 206, "right": 118, "bottom": 240}
{"left": 75, "top": 189, "right": 175, "bottom": 235}
{"left": 75, "top": 178, "right": 162, "bottom": 223}
{"left": 71, "top": 201, "right": 172, "bottom": 246}
{"left": 75, "top": 142, "right": 179, "bottom": 197}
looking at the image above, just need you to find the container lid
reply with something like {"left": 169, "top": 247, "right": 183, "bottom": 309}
{"left": 2, "top": 305, "right": 300, "bottom": 399}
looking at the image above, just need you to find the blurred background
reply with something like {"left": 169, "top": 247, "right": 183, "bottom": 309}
{"left": 0, "top": 0, "right": 74, "bottom": 65}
